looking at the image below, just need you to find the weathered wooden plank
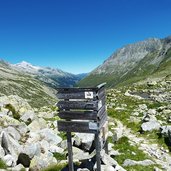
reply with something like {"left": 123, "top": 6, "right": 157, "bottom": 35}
{"left": 57, "top": 83, "right": 106, "bottom": 94}
{"left": 97, "top": 87, "right": 105, "bottom": 100}
{"left": 57, "top": 96, "right": 106, "bottom": 111}
{"left": 58, "top": 110, "right": 98, "bottom": 120}
{"left": 58, "top": 105, "right": 106, "bottom": 121}
{"left": 57, "top": 100, "right": 98, "bottom": 110}
{"left": 57, "top": 89, "right": 105, "bottom": 100}
{"left": 57, "top": 121, "right": 98, "bottom": 133}
{"left": 57, "top": 87, "right": 98, "bottom": 93}
{"left": 57, "top": 91, "right": 96, "bottom": 100}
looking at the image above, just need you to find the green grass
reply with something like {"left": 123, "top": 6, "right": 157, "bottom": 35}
{"left": 0, "top": 159, "right": 7, "bottom": 169}
{"left": 141, "top": 130, "right": 169, "bottom": 150}
{"left": 43, "top": 163, "right": 67, "bottom": 171}
{"left": 125, "top": 165, "right": 158, "bottom": 171}
{"left": 113, "top": 137, "right": 151, "bottom": 164}
{"left": 53, "top": 152, "right": 66, "bottom": 161}
{"left": 112, "top": 137, "right": 160, "bottom": 171}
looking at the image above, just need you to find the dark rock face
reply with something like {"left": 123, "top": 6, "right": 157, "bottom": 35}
{"left": 17, "top": 153, "right": 31, "bottom": 167}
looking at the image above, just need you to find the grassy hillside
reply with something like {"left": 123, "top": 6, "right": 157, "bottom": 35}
{"left": 0, "top": 61, "right": 57, "bottom": 108}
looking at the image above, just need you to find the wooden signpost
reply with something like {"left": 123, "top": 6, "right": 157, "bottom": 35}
{"left": 57, "top": 83, "right": 108, "bottom": 171}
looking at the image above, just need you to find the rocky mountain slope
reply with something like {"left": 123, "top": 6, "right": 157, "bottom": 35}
{"left": 13, "top": 61, "right": 86, "bottom": 88}
{"left": 78, "top": 36, "right": 171, "bottom": 88}
{"left": 0, "top": 60, "right": 86, "bottom": 108}
{"left": 0, "top": 60, "right": 58, "bottom": 108}
{"left": 1, "top": 77, "right": 171, "bottom": 171}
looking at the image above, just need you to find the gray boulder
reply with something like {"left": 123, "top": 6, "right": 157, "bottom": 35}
{"left": 100, "top": 165, "right": 115, "bottom": 171}
{"left": 20, "top": 110, "right": 36, "bottom": 123}
{"left": 101, "top": 150, "right": 118, "bottom": 166}
{"left": 141, "top": 120, "right": 160, "bottom": 131}
{"left": 28, "top": 118, "right": 47, "bottom": 131}
{"left": 4, "top": 126, "right": 21, "bottom": 141}
{"left": 0, "top": 95, "right": 32, "bottom": 117}
{"left": 37, "top": 128, "right": 62, "bottom": 145}
{"left": 0, "top": 146, "right": 5, "bottom": 158}
{"left": 0, "top": 131, "right": 21, "bottom": 162}
{"left": 74, "top": 133, "right": 94, "bottom": 151}
{"left": 29, "top": 152, "right": 57, "bottom": 170}
{"left": 72, "top": 147, "right": 92, "bottom": 161}
{"left": 160, "top": 125, "right": 171, "bottom": 143}
{"left": 11, "top": 164, "right": 25, "bottom": 171}
{"left": 123, "top": 159, "right": 155, "bottom": 166}
{"left": 3, "top": 154, "right": 16, "bottom": 167}
{"left": 21, "top": 143, "right": 41, "bottom": 158}
{"left": 160, "top": 125, "right": 171, "bottom": 135}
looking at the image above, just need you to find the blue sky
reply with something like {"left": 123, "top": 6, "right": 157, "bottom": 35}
{"left": 0, "top": 0, "right": 171, "bottom": 74}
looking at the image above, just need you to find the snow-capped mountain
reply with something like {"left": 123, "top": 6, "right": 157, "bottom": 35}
{"left": 12, "top": 61, "right": 85, "bottom": 88}
{"left": 0, "top": 60, "right": 87, "bottom": 107}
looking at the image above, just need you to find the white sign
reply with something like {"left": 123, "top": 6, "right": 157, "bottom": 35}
{"left": 89, "top": 122, "right": 98, "bottom": 130}
{"left": 85, "top": 91, "right": 93, "bottom": 99}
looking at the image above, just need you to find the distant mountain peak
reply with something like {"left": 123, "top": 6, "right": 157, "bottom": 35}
{"left": 14, "top": 61, "right": 41, "bottom": 73}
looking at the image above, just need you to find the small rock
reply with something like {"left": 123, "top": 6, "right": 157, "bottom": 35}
{"left": 101, "top": 165, "right": 115, "bottom": 171}
{"left": 49, "top": 145, "right": 64, "bottom": 154}
{"left": 147, "top": 81, "right": 157, "bottom": 86}
{"left": 3, "top": 154, "right": 16, "bottom": 167}
{"left": 163, "top": 109, "right": 171, "bottom": 115}
{"left": 38, "top": 111, "right": 55, "bottom": 119}
{"left": 20, "top": 110, "right": 36, "bottom": 123}
{"left": 11, "top": 164, "right": 25, "bottom": 171}
{"left": 59, "top": 140, "right": 68, "bottom": 150}
{"left": 77, "top": 169, "right": 90, "bottom": 171}
{"left": 138, "top": 104, "right": 148, "bottom": 111}
{"left": 147, "top": 109, "right": 157, "bottom": 115}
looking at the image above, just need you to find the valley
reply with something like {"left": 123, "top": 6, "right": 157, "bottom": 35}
{"left": 0, "top": 35, "right": 171, "bottom": 171}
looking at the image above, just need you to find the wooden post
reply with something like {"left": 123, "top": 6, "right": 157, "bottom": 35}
{"left": 67, "top": 132, "right": 74, "bottom": 171}
{"left": 95, "top": 132, "right": 101, "bottom": 171}
{"left": 65, "top": 98, "right": 74, "bottom": 171}
{"left": 104, "top": 139, "right": 109, "bottom": 154}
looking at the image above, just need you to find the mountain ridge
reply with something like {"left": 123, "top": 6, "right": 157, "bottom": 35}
{"left": 0, "top": 60, "right": 87, "bottom": 107}
{"left": 78, "top": 36, "right": 171, "bottom": 88}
